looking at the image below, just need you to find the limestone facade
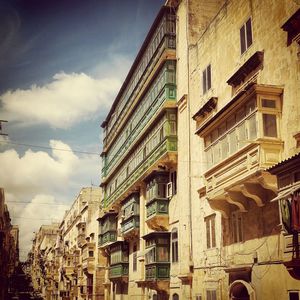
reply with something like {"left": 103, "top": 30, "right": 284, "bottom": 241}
{"left": 172, "top": 0, "right": 300, "bottom": 299}
{"left": 0, "top": 188, "right": 19, "bottom": 300}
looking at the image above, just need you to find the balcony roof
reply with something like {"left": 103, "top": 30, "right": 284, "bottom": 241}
{"left": 268, "top": 152, "right": 300, "bottom": 173}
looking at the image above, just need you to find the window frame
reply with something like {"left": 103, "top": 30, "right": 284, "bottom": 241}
{"left": 205, "top": 214, "right": 216, "bottom": 249}
{"left": 240, "top": 17, "right": 253, "bottom": 54}
{"left": 231, "top": 211, "right": 243, "bottom": 243}
{"left": 202, "top": 64, "right": 212, "bottom": 95}
{"left": 171, "top": 227, "right": 179, "bottom": 263}
{"left": 289, "top": 290, "right": 300, "bottom": 300}
{"left": 206, "top": 289, "right": 217, "bottom": 300}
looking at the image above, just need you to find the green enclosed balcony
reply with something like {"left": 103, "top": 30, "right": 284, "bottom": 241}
{"left": 120, "top": 193, "right": 140, "bottom": 238}
{"left": 109, "top": 263, "right": 129, "bottom": 280}
{"left": 145, "top": 172, "right": 170, "bottom": 230}
{"left": 102, "top": 61, "right": 177, "bottom": 180}
{"left": 102, "top": 9, "right": 176, "bottom": 151}
{"left": 143, "top": 232, "right": 170, "bottom": 281}
{"left": 109, "top": 241, "right": 129, "bottom": 282}
{"left": 97, "top": 211, "right": 118, "bottom": 248}
{"left": 145, "top": 263, "right": 170, "bottom": 280}
{"left": 103, "top": 110, "right": 177, "bottom": 208}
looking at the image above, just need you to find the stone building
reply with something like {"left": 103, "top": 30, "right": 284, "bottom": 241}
{"left": 0, "top": 188, "right": 19, "bottom": 300}
{"left": 99, "top": 5, "right": 177, "bottom": 299}
{"left": 99, "top": 0, "right": 300, "bottom": 299}
{"left": 57, "top": 187, "right": 103, "bottom": 300}
{"left": 30, "top": 222, "right": 60, "bottom": 299}
{"left": 171, "top": 0, "right": 300, "bottom": 299}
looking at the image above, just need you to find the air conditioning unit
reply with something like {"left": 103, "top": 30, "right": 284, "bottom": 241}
{"left": 166, "top": 182, "right": 173, "bottom": 198}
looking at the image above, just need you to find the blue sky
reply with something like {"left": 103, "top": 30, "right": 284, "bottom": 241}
{"left": 0, "top": 0, "right": 164, "bottom": 260}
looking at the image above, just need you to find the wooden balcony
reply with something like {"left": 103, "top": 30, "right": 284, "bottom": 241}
{"left": 109, "top": 263, "right": 129, "bottom": 282}
{"left": 195, "top": 84, "right": 283, "bottom": 218}
{"left": 146, "top": 198, "right": 169, "bottom": 231}
{"left": 103, "top": 132, "right": 177, "bottom": 208}
{"left": 204, "top": 142, "right": 279, "bottom": 217}
{"left": 82, "top": 257, "right": 95, "bottom": 275}
{"left": 145, "top": 263, "right": 170, "bottom": 280}
{"left": 121, "top": 215, "right": 140, "bottom": 239}
{"left": 98, "top": 231, "right": 117, "bottom": 248}
{"left": 63, "top": 266, "right": 75, "bottom": 277}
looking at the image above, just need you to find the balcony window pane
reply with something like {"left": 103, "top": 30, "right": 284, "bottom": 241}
{"left": 248, "top": 114, "right": 257, "bottom": 140}
{"left": 220, "top": 137, "right": 228, "bottom": 160}
{"left": 157, "top": 246, "right": 169, "bottom": 262}
{"left": 238, "top": 121, "right": 247, "bottom": 149}
{"left": 263, "top": 114, "right": 277, "bottom": 137}
{"left": 213, "top": 144, "right": 220, "bottom": 164}
{"left": 262, "top": 99, "right": 276, "bottom": 108}
{"left": 228, "top": 130, "right": 237, "bottom": 154}
{"left": 146, "top": 248, "right": 156, "bottom": 263}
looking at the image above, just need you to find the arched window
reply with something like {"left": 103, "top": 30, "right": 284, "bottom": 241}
{"left": 173, "top": 293, "right": 179, "bottom": 300}
{"left": 171, "top": 228, "right": 178, "bottom": 263}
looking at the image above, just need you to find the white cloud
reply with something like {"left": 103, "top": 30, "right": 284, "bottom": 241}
{"left": 0, "top": 140, "right": 100, "bottom": 260}
{"left": 0, "top": 72, "right": 120, "bottom": 128}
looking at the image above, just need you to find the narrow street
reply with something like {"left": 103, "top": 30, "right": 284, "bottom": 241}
{"left": 8, "top": 263, "right": 43, "bottom": 300}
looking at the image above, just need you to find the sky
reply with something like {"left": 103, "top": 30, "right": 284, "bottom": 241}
{"left": 0, "top": 0, "right": 164, "bottom": 261}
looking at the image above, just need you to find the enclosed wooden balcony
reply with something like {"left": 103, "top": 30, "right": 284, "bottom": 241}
{"left": 108, "top": 241, "right": 129, "bottom": 282}
{"left": 102, "top": 61, "right": 177, "bottom": 180}
{"left": 98, "top": 211, "right": 118, "bottom": 248}
{"left": 82, "top": 257, "right": 95, "bottom": 275}
{"left": 143, "top": 232, "right": 170, "bottom": 281}
{"left": 102, "top": 8, "right": 176, "bottom": 152}
{"left": 145, "top": 172, "right": 170, "bottom": 231}
{"left": 195, "top": 84, "right": 283, "bottom": 217}
{"left": 120, "top": 193, "right": 140, "bottom": 239}
{"left": 109, "top": 263, "right": 129, "bottom": 281}
{"left": 103, "top": 110, "right": 177, "bottom": 209}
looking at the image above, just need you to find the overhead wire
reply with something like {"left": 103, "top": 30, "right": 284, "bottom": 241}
{"left": 0, "top": 140, "right": 100, "bottom": 156}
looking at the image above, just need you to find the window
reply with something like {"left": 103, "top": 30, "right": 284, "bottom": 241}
{"left": 205, "top": 215, "right": 216, "bottom": 249}
{"left": 133, "top": 243, "right": 137, "bottom": 272}
{"left": 240, "top": 18, "right": 252, "bottom": 54}
{"left": 171, "top": 228, "right": 179, "bottom": 263}
{"left": 289, "top": 291, "right": 300, "bottom": 300}
{"left": 202, "top": 64, "right": 211, "bottom": 94}
{"left": 172, "top": 294, "right": 179, "bottom": 300}
{"left": 263, "top": 114, "right": 277, "bottom": 137}
{"left": 206, "top": 290, "right": 217, "bottom": 300}
{"left": 170, "top": 171, "right": 177, "bottom": 195}
{"left": 195, "top": 295, "right": 202, "bottom": 300}
{"left": 88, "top": 251, "right": 94, "bottom": 257}
{"left": 231, "top": 211, "right": 243, "bottom": 243}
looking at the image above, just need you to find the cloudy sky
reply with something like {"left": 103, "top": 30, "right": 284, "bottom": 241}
{"left": 0, "top": 0, "right": 164, "bottom": 260}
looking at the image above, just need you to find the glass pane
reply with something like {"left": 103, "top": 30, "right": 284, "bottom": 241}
{"left": 203, "top": 70, "right": 207, "bottom": 94}
{"left": 263, "top": 114, "right": 277, "bottom": 137}
{"left": 246, "top": 18, "right": 253, "bottom": 49}
{"left": 262, "top": 99, "right": 276, "bottom": 108}
{"left": 157, "top": 246, "right": 169, "bottom": 262}
{"left": 207, "top": 64, "right": 211, "bottom": 90}
{"left": 248, "top": 114, "right": 257, "bottom": 140}
{"left": 238, "top": 121, "right": 247, "bottom": 149}
{"left": 228, "top": 130, "right": 237, "bottom": 154}
{"left": 240, "top": 25, "right": 246, "bottom": 54}
{"left": 246, "top": 97, "right": 256, "bottom": 115}
{"left": 220, "top": 136, "right": 228, "bottom": 160}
